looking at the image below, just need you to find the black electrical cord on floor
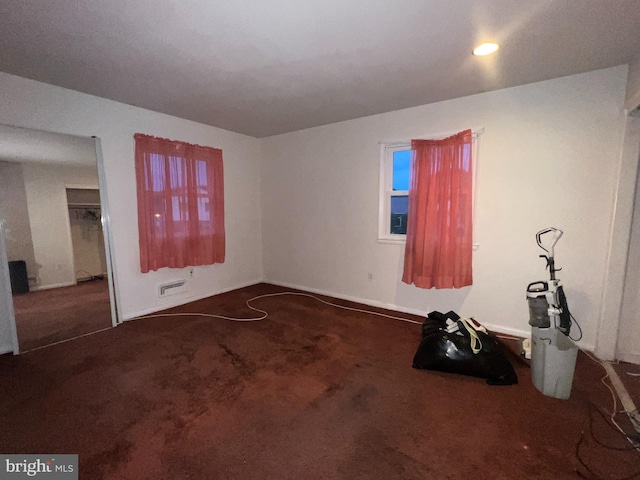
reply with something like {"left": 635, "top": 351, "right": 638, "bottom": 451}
{"left": 575, "top": 402, "right": 640, "bottom": 480}
{"left": 576, "top": 436, "right": 640, "bottom": 480}
{"left": 588, "top": 403, "right": 638, "bottom": 451}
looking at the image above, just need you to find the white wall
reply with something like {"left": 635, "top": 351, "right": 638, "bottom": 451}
{"left": 22, "top": 163, "right": 100, "bottom": 289}
{"left": 0, "top": 161, "right": 36, "bottom": 273}
{"left": 261, "top": 66, "right": 629, "bottom": 350}
{"left": 0, "top": 66, "right": 633, "bottom": 358}
{"left": 625, "top": 58, "right": 640, "bottom": 113}
{"left": 0, "top": 71, "right": 263, "bottom": 355}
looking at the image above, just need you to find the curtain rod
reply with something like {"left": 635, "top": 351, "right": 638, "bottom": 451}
{"left": 379, "top": 127, "right": 485, "bottom": 145}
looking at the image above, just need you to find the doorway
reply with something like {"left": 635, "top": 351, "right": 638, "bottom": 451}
{"left": 0, "top": 124, "right": 119, "bottom": 353}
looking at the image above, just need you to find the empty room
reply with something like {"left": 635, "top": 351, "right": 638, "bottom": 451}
{"left": 1, "top": 1, "right": 640, "bottom": 479}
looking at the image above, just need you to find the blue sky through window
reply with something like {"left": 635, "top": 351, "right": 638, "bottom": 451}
{"left": 391, "top": 195, "right": 408, "bottom": 214}
{"left": 393, "top": 150, "right": 410, "bottom": 191}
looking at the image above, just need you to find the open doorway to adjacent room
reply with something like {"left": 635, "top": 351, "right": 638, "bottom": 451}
{"left": 0, "top": 124, "right": 119, "bottom": 353}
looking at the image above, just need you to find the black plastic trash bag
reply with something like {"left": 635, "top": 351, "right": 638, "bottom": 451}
{"left": 412, "top": 311, "right": 518, "bottom": 385}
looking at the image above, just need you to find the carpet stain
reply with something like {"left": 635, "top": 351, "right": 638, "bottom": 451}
{"left": 350, "top": 385, "right": 378, "bottom": 412}
{"left": 83, "top": 440, "right": 134, "bottom": 478}
{"left": 337, "top": 428, "right": 433, "bottom": 480}
{"left": 216, "top": 341, "right": 259, "bottom": 381}
{"left": 162, "top": 411, "right": 188, "bottom": 444}
{"left": 324, "top": 382, "right": 343, "bottom": 396}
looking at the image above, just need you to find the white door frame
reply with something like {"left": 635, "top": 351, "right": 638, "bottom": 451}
{"left": 0, "top": 220, "right": 20, "bottom": 354}
{"left": 0, "top": 134, "right": 120, "bottom": 354}
{"left": 94, "top": 136, "right": 122, "bottom": 327}
{"left": 596, "top": 115, "right": 640, "bottom": 360}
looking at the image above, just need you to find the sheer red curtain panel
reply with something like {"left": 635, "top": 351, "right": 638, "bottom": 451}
{"left": 402, "top": 129, "right": 473, "bottom": 289}
{"left": 134, "top": 133, "right": 225, "bottom": 273}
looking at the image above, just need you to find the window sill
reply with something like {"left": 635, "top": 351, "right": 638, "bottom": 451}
{"left": 377, "top": 236, "right": 406, "bottom": 245}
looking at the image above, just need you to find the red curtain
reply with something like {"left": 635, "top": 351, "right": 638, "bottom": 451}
{"left": 134, "top": 134, "right": 225, "bottom": 273}
{"left": 402, "top": 129, "right": 473, "bottom": 289}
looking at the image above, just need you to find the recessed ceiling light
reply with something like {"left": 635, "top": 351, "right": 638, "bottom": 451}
{"left": 473, "top": 42, "right": 500, "bottom": 56}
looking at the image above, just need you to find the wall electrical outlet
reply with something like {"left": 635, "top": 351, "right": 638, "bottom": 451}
{"left": 188, "top": 267, "right": 195, "bottom": 278}
{"left": 367, "top": 273, "right": 374, "bottom": 282}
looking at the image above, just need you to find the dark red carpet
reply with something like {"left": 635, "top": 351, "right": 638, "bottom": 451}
{"left": 12, "top": 279, "right": 112, "bottom": 352}
{"left": 0, "top": 283, "right": 638, "bottom": 479}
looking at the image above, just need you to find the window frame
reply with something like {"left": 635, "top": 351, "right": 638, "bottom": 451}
{"left": 377, "top": 131, "right": 481, "bottom": 245}
{"left": 378, "top": 141, "right": 412, "bottom": 244}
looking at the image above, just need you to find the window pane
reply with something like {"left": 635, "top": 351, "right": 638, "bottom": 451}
{"left": 392, "top": 150, "right": 411, "bottom": 191}
{"left": 172, "top": 195, "right": 185, "bottom": 222}
{"left": 150, "top": 154, "right": 165, "bottom": 192}
{"left": 169, "top": 156, "right": 184, "bottom": 189}
{"left": 198, "top": 196, "right": 210, "bottom": 222}
{"left": 390, "top": 195, "right": 408, "bottom": 235}
{"left": 196, "top": 160, "right": 208, "bottom": 188}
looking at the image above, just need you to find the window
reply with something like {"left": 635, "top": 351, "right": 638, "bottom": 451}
{"left": 378, "top": 143, "right": 411, "bottom": 242}
{"left": 378, "top": 132, "right": 480, "bottom": 244}
{"left": 134, "top": 134, "right": 225, "bottom": 273}
{"left": 402, "top": 130, "right": 475, "bottom": 288}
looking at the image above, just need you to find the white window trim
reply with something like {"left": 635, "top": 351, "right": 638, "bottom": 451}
{"left": 378, "top": 141, "right": 411, "bottom": 244}
{"left": 377, "top": 128, "right": 483, "bottom": 246}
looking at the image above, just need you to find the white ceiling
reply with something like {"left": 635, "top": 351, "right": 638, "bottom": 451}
{"left": 0, "top": 124, "right": 96, "bottom": 165}
{"left": 0, "top": 0, "right": 639, "bottom": 138}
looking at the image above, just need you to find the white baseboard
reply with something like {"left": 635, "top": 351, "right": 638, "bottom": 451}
{"left": 123, "top": 278, "right": 263, "bottom": 321}
{"left": 264, "top": 281, "right": 597, "bottom": 352}
{"left": 121, "top": 277, "right": 598, "bottom": 352}
{"left": 31, "top": 281, "right": 76, "bottom": 291}
{"left": 616, "top": 352, "right": 640, "bottom": 365}
{"left": 266, "top": 280, "right": 533, "bottom": 338}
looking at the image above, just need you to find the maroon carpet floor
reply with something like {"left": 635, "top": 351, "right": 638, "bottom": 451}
{"left": 1, "top": 283, "right": 638, "bottom": 479}
{"left": 12, "top": 279, "right": 112, "bottom": 352}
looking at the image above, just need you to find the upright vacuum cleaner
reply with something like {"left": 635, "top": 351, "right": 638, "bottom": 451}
{"left": 526, "top": 228, "right": 578, "bottom": 400}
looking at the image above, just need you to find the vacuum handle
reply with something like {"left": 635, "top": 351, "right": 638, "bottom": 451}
{"left": 536, "top": 228, "right": 563, "bottom": 258}
{"left": 527, "top": 281, "right": 548, "bottom": 292}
